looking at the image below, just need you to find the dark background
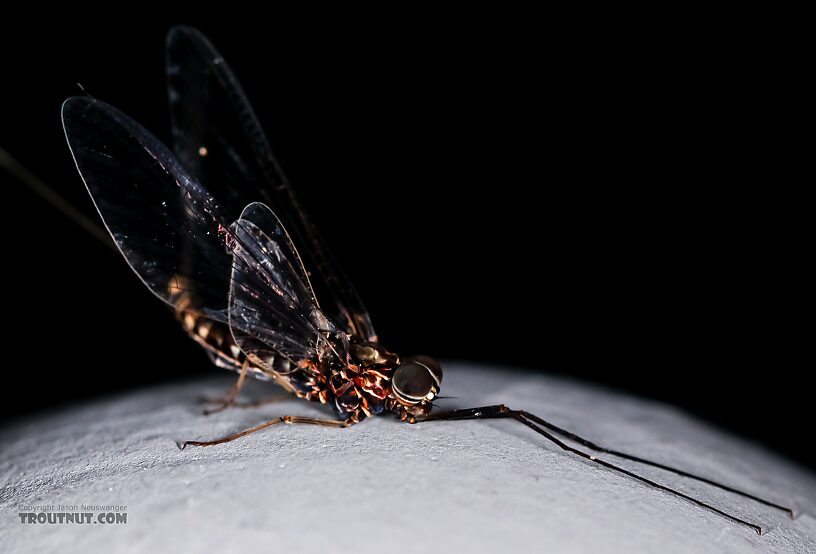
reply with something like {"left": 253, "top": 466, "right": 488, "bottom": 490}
{"left": 1, "top": 18, "right": 807, "bottom": 467}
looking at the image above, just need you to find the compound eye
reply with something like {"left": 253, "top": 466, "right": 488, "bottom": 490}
{"left": 392, "top": 361, "right": 437, "bottom": 403}
{"left": 407, "top": 355, "right": 442, "bottom": 386}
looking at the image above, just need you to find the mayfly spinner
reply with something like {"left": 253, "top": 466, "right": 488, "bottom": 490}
{"left": 61, "top": 26, "right": 793, "bottom": 534}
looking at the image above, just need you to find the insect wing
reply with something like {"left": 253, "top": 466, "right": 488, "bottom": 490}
{"left": 62, "top": 98, "right": 334, "bottom": 370}
{"left": 62, "top": 96, "right": 233, "bottom": 321}
{"left": 166, "top": 25, "right": 378, "bottom": 342}
{"left": 228, "top": 202, "right": 340, "bottom": 373}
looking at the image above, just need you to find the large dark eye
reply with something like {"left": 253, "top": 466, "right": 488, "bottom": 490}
{"left": 392, "top": 356, "right": 442, "bottom": 403}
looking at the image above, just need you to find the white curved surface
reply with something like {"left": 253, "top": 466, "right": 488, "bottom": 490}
{"left": 1, "top": 363, "right": 814, "bottom": 553}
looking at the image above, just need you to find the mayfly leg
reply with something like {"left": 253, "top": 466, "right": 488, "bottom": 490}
{"left": 519, "top": 410, "right": 795, "bottom": 518}
{"left": 201, "top": 361, "right": 251, "bottom": 415}
{"left": 180, "top": 416, "right": 354, "bottom": 449}
{"left": 414, "top": 404, "right": 791, "bottom": 535}
{"left": 205, "top": 394, "right": 291, "bottom": 411}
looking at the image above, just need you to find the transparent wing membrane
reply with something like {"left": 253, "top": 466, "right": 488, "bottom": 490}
{"left": 62, "top": 96, "right": 233, "bottom": 320}
{"left": 166, "top": 25, "right": 377, "bottom": 341}
{"left": 228, "top": 202, "right": 340, "bottom": 372}
{"left": 62, "top": 97, "right": 337, "bottom": 368}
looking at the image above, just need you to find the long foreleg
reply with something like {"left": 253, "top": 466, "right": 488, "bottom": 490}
{"left": 415, "top": 404, "right": 793, "bottom": 534}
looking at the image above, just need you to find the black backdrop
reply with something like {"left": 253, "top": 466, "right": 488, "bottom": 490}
{"left": 1, "top": 18, "right": 808, "bottom": 468}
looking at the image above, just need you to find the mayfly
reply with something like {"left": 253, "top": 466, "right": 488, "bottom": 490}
{"left": 61, "top": 26, "right": 792, "bottom": 534}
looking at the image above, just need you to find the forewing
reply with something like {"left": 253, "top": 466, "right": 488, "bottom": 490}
{"left": 62, "top": 98, "right": 334, "bottom": 370}
{"left": 228, "top": 202, "right": 339, "bottom": 372}
{"left": 166, "top": 25, "right": 378, "bottom": 342}
{"left": 62, "top": 96, "right": 232, "bottom": 321}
